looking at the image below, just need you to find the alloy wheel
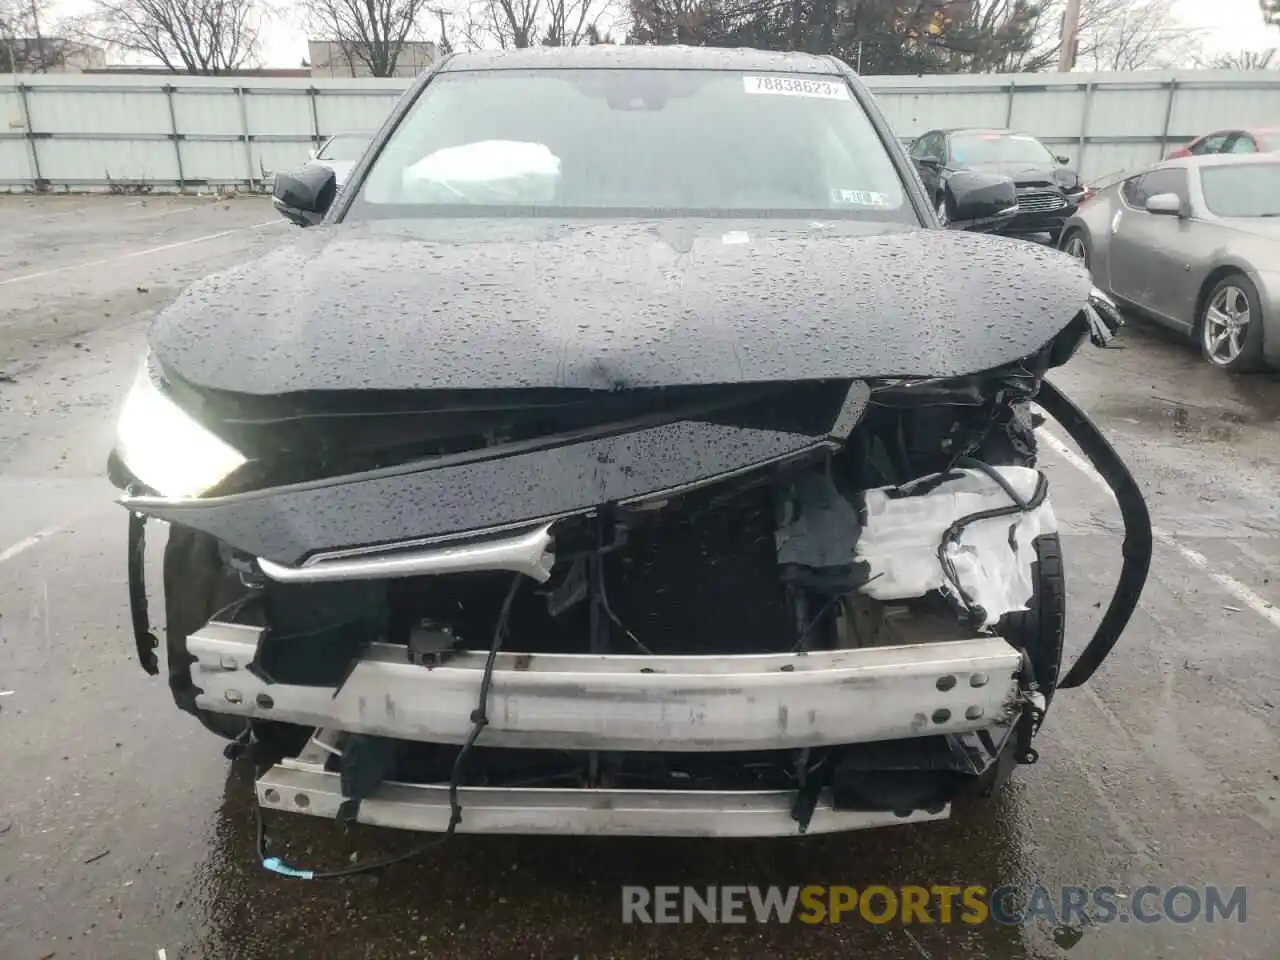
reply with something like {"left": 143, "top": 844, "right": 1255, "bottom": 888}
{"left": 1203, "top": 285, "right": 1251, "bottom": 366}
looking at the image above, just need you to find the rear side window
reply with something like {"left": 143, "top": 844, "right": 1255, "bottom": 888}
{"left": 1123, "top": 168, "right": 1187, "bottom": 208}
{"left": 1191, "top": 134, "right": 1229, "bottom": 155}
{"left": 1121, "top": 175, "right": 1147, "bottom": 207}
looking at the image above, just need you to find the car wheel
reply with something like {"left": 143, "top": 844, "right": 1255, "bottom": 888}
{"left": 935, "top": 194, "right": 950, "bottom": 227}
{"left": 1060, "top": 229, "right": 1089, "bottom": 269}
{"left": 1199, "top": 273, "right": 1267, "bottom": 372}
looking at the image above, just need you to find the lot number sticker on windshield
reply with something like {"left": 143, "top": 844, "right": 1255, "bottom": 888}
{"left": 832, "top": 188, "right": 889, "bottom": 207}
{"left": 744, "top": 76, "right": 850, "bottom": 100}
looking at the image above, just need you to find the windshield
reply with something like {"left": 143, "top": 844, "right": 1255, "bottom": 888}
{"left": 318, "top": 135, "right": 369, "bottom": 162}
{"left": 950, "top": 132, "right": 1055, "bottom": 166}
{"left": 1200, "top": 161, "right": 1280, "bottom": 217}
{"left": 348, "top": 69, "right": 913, "bottom": 221}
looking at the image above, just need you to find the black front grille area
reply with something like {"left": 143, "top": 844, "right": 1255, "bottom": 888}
{"left": 1016, "top": 190, "right": 1067, "bottom": 214}
{"left": 380, "top": 478, "right": 798, "bottom": 657}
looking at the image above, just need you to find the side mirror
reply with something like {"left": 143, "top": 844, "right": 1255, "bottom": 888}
{"left": 916, "top": 156, "right": 942, "bottom": 170}
{"left": 1056, "top": 155, "right": 1071, "bottom": 165}
{"left": 944, "top": 170, "right": 1019, "bottom": 232}
{"left": 1145, "top": 193, "right": 1183, "bottom": 217}
{"left": 272, "top": 164, "right": 337, "bottom": 227}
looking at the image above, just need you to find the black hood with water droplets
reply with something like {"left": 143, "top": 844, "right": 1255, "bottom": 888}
{"left": 148, "top": 219, "right": 1093, "bottom": 395}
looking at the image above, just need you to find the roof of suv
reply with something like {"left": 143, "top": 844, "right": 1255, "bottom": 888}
{"left": 436, "top": 45, "right": 843, "bottom": 74}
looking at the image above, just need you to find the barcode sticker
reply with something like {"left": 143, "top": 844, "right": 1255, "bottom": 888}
{"left": 743, "top": 76, "right": 850, "bottom": 100}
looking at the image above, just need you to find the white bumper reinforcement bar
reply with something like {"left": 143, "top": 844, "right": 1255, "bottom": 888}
{"left": 191, "top": 622, "right": 1022, "bottom": 752}
{"left": 257, "top": 764, "right": 951, "bottom": 837}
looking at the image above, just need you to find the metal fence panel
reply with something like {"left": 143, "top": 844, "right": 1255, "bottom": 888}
{"left": 3, "top": 69, "right": 1278, "bottom": 189}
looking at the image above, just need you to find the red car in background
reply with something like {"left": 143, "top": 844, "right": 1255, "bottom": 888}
{"left": 1167, "top": 128, "right": 1280, "bottom": 159}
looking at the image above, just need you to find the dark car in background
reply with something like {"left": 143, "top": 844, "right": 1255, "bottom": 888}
{"left": 1166, "top": 127, "right": 1280, "bottom": 160}
{"left": 909, "top": 128, "right": 1090, "bottom": 242}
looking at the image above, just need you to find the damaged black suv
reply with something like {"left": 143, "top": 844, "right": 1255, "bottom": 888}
{"left": 109, "top": 45, "right": 1150, "bottom": 843}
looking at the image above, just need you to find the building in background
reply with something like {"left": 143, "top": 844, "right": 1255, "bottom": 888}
{"left": 307, "top": 39, "right": 438, "bottom": 78}
{"left": 1, "top": 37, "right": 106, "bottom": 73}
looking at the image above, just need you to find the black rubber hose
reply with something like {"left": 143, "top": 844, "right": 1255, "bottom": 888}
{"left": 127, "top": 511, "right": 160, "bottom": 676}
{"left": 1035, "top": 379, "right": 1153, "bottom": 689}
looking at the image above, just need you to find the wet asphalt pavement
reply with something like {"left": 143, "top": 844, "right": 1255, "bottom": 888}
{"left": 0, "top": 195, "right": 1277, "bottom": 960}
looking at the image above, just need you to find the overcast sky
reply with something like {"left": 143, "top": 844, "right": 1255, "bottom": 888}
{"left": 47, "top": 0, "right": 1280, "bottom": 69}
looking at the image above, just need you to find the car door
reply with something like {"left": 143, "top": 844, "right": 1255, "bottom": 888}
{"left": 1106, "top": 167, "right": 1197, "bottom": 329}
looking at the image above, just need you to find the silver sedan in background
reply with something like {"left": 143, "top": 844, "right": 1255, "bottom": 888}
{"left": 307, "top": 131, "right": 373, "bottom": 189}
{"left": 1059, "top": 153, "right": 1280, "bottom": 372}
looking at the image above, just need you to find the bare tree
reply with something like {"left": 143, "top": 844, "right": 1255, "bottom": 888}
{"left": 304, "top": 0, "right": 430, "bottom": 76}
{"left": 1000, "top": 0, "right": 1205, "bottom": 72}
{"left": 458, "top": 0, "right": 613, "bottom": 47}
{"left": 1, "top": 0, "right": 69, "bottom": 71}
{"left": 70, "top": 0, "right": 262, "bottom": 73}
{"left": 483, "top": 0, "right": 541, "bottom": 47}
{"left": 1210, "top": 47, "right": 1276, "bottom": 69}
{"left": 1075, "top": 0, "right": 1204, "bottom": 70}
{"left": 542, "top": 0, "right": 608, "bottom": 44}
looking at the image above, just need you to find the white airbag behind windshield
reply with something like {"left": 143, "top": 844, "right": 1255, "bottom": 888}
{"left": 402, "top": 140, "right": 561, "bottom": 203}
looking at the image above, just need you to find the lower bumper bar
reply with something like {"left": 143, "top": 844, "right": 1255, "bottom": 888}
{"left": 257, "top": 765, "right": 950, "bottom": 837}
{"left": 190, "top": 623, "right": 1022, "bottom": 752}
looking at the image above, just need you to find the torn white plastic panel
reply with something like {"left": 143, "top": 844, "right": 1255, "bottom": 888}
{"left": 855, "top": 467, "right": 1057, "bottom": 627}
{"left": 403, "top": 141, "right": 561, "bottom": 204}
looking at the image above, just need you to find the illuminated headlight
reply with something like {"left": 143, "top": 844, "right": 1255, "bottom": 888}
{"left": 115, "top": 358, "right": 246, "bottom": 498}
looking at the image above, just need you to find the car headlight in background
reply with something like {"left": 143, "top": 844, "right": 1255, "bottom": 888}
{"left": 115, "top": 357, "right": 246, "bottom": 498}
{"left": 1066, "top": 184, "right": 1095, "bottom": 205}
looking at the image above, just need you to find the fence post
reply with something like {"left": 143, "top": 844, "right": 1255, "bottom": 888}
{"left": 1077, "top": 81, "right": 1094, "bottom": 173}
{"left": 1158, "top": 79, "right": 1178, "bottom": 158}
{"left": 16, "top": 81, "right": 43, "bottom": 189}
{"left": 1004, "top": 80, "right": 1016, "bottom": 127}
{"left": 164, "top": 83, "right": 186, "bottom": 190}
{"left": 237, "top": 85, "right": 254, "bottom": 190}
{"left": 309, "top": 85, "right": 321, "bottom": 149}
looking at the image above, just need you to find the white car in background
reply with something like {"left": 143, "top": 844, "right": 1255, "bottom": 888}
{"left": 308, "top": 132, "right": 373, "bottom": 189}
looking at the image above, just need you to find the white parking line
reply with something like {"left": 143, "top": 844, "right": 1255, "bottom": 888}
{"left": 1039, "top": 428, "right": 1280, "bottom": 631}
{"left": 0, "top": 525, "right": 64, "bottom": 565}
{"left": 0, "top": 220, "right": 286, "bottom": 287}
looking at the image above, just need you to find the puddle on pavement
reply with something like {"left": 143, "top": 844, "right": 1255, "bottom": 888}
{"left": 1090, "top": 391, "right": 1278, "bottom": 445}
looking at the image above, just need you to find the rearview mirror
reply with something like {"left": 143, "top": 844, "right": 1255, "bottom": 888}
{"left": 944, "top": 170, "right": 1019, "bottom": 232}
{"left": 1145, "top": 193, "right": 1183, "bottom": 217}
{"left": 272, "top": 164, "right": 337, "bottom": 227}
{"left": 1056, "top": 155, "right": 1071, "bottom": 165}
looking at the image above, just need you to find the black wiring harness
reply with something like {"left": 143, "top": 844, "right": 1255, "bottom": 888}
{"left": 255, "top": 574, "right": 524, "bottom": 880}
